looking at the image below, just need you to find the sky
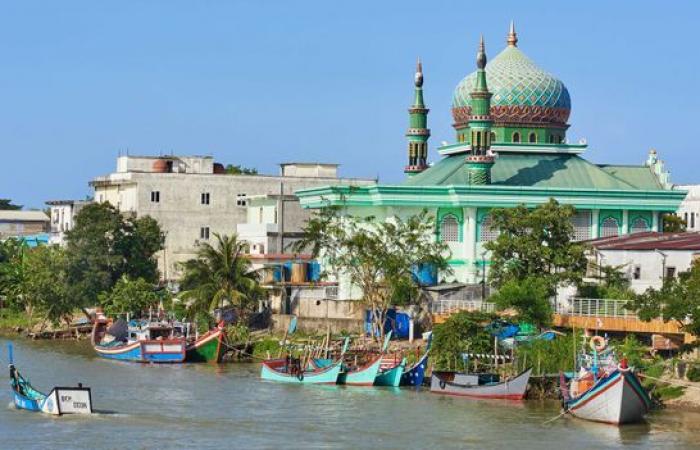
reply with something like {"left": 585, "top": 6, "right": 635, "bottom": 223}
{"left": 1, "top": 1, "right": 698, "bottom": 209}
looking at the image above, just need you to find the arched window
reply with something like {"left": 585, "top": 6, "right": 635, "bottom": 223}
{"left": 601, "top": 217, "right": 620, "bottom": 238}
{"left": 490, "top": 132, "right": 496, "bottom": 143}
{"left": 572, "top": 211, "right": 592, "bottom": 241}
{"left": 439, "top": 215, "right": 459, "bottom": 242}
{"left": 528, "top": 132, "right": 537, "bottom": 143}
{"left": 557, "top": 135, "right": 564, "bottom": 144}
{"left": 630, "top": 217, "right": 649, "bottom": 234}
{"left": 479, "top": 215, "right": 499, "bottom": 242}
{"left": 549, "top": 134, "right": 555, "bottom": 143}
{"left": 512, "top": 132, "right": 520, "bottom": 143}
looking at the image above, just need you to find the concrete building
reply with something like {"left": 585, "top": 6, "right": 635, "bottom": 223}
{"left": 590, "top": 232, "right": 700, "bottom": 294}
{"left": 45, "top": 200, "right": 90, "bottom": 245}
{"left": 675, "top": 185, "right": 700, "bottom": 231}
{"left": 236, "top": 193, "right": 307, "bottom": 256}
{"left": 0, "top": 210, "right": 49, "bottom": 239}
{"left": 90, "top": 155, "right": 375, "bottom": 281}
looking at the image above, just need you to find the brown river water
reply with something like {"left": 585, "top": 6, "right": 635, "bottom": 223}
{"left": 1, "top": 337, "right": 699, "bottom": 449}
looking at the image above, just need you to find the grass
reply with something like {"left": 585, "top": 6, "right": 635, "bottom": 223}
{"left": 0, "top": 308, "right": 34, "bottom": 333}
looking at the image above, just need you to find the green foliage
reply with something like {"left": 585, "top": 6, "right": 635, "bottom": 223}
{"left": 514, "top": 331, "right": 581, "bottom": 376}
{"left": 662, "top": 214, "right": 686, "bottom": 232}
{"left": 686, "top": 364, "right": 700, "bottom": 382}
{"left": 489, "top": 276, "right": 553, "bottom": 327}
{"left": 485, "top": 199, "right": 588, "bottom": 292}
{"left": 64, "top": 202, "right": 164, "bottom": 308}
{"left": 253, "top": 338, "right": 281, "bottom": 359}
{"left": 629, "top": 261, "right": 700, "bottom": 337}
{"left": 432, "top": 311, "right": 496, "bottom": 371}
{"left": 22, "top": 246, "right": 72, "bottom": 326}
{"left": 643, "top": 362, "right": 686, "bottom": 401}
{"left": 225, "top": 164, "right": 258, "bottom": 175}
{"left": 98, "top": 276, "right": 161, "bottom": 317}
{"left": 613, "top": 334, "right": 647, "bottom": 369}
{"left": 578, "top": 263, "right": 636, "bottom": 300}
{"left": 179, "top": 233, "right": 262, "bottom": 318}
{"left": 0, "top": 199, "right": 22, "bottom": 210}
{"left": 194, "top": 310, "right": 214, "bottom": 334}
{"left": 225, "top": 323, "right": 250, "bottom": 345}
{"left": 292, "top": 207, "right": 450, "bottom": 340}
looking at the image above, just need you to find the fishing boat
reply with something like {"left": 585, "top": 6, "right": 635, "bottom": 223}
{"left": 561, "top": 337, "right": 651, "bottom": 425}
{"left": 260, "top": 355, "right": 343, "bottom": 384}
{"left": 8, "top": 344, "right": 93, "bottom": 415}
{"left": 185, "top": 324, "right": 226, "bottom": 363}
{"left": 337, "top": 353, "right": 383, "bottom": 386}
{"left": 400, "top": 332, "right": 432, "bottom": 387}
{"left": 91, "top": 314, "right": 186, "bottom": 363}
{"left": 374, "top": 355, "right": 406, "bottom": 387}
{"left": 430, "top": 368, "right": 533, "bottom": 400}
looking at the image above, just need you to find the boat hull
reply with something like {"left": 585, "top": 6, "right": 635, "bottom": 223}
{"left": 94, "top": 340, "right": 186, "bottom": 363}
{"left": 337, "top": 356, "right": 383, "bottom": 386}
{"left": 260, "top": 358, "right": 342, "bottom": 384}
{"left": 565, "top": 369, "right": 650, "bottom": 425}
{"left": 186, "top": 328, "right": 226, "bottom": 363}
{"left": 400, "top": 352, "right": 430, "bottom": 387}
{"left": 430, "top": 368, "right": 532, "bottom": 400}
{"left": 374, "top": 358, "right": 406, "bottom": 387}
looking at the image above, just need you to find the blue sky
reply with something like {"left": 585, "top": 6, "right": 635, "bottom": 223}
{"left": 1, "top": 1, "right": 698, "bottom": 208}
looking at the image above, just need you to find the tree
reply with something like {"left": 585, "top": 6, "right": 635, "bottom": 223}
{"left": 99, "top": 276, "right": 162, "bottom": 317}
{"left": 489, "top": 276, "right": 553, "bottom": 327}
{"left": 629, "top": 261, "right": 700, "bottom": 337}
{"left": 0, "top": 239, "right": 27, "bottom": 311}
{"left": 64, "top": 203, "right": 164, "bottom": 309}
{"left": 22, "top": 246, "right": 72, "bottom": 328}
{"left": 0, "top": 199, "right": 22, "bottom": 210}
{"left": 292, "top": 208, "right": 450, "bottom": 341}
{"left": 432, "top": 311, "right": 496, "bottom": 371}
{"left": 179, "top": 233, "right": 261, "bottom": 317}
{"left": 662, "top": 214, "right": 686, "bottom": 233}
{"left": 577, "top": 262, "right": 636, "bottom": 300}
{"left": 485, "top": 199, "right": 588, "bottom": 293}
{"left": 225, "top": 164, "right": 258, "bottom": 175}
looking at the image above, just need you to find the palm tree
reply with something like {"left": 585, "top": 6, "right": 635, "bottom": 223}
{"left": 179, "top": 233, "right": 261, "bottom": 317}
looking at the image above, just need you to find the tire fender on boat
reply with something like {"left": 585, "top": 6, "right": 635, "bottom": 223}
{"left": 589, "top": 336, "right": 606, "bottom": 352}
{"left": 439, "top": 379, "right": 446, "bottom": 390}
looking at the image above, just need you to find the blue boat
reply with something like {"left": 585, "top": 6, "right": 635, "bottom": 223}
{"left": 400, "top": 332, "right": 432, "bottom": 387}
{"left": 91, "top": 315, "right": 186, "bottom": 363}
{"left": 8, "top": 344, "right": 93, "bottom": 415}
{"left": 374, "top": 355, "right": 406, "bottom": 386}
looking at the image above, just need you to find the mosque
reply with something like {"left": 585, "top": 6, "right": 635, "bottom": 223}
{"left": 296, "top": 24, "right": 686, "bottom": 289}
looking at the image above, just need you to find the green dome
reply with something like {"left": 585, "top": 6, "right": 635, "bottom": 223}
{"left": 452, "top": 45, "right": 571, "bottom": 127}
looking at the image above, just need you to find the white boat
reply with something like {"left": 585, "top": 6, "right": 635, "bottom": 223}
{"left": 430, "top": 368, "right": 532, "bottom": 400}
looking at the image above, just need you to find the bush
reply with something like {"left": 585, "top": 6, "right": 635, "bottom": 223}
{"left": 432, "top": 311, "right": 496, "bottom": 371}
{"left": 687, "top": 364, "right": 700, "bottom": 382}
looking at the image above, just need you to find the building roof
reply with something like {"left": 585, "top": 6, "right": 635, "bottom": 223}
{"left": 597, "top": 165, "right": 662, "bottom": 190}
{"left": 0, "top": 210, "right": 49, "bottom": 222}
{"left": 402, "top": 153, "right": 660, "bottom": 190}
{"left": 590, "top": 232, "right": 700, "bottom": 251}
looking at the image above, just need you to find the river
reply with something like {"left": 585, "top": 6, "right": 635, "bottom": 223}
{"left": 1, "top": 337, "right": 699, "bottom": 450}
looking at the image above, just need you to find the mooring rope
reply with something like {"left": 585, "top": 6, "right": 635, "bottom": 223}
{"left": 641, "top": 374, "right": 700, "bottom": 391}
{"left": 542, "top": 410, "right": 568, "bottom": 425}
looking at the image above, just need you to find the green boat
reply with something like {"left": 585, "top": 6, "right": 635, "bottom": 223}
{"left": 374, "top": 356, "right": 407, "bottom": 387}
{"left": 186, "top": 326, "right": 226, "bottom": 363}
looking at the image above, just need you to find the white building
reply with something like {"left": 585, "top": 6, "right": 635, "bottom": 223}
{"left": 590, "top": 232, "right": 700, "bottom": 294}
{"left": 45, "top": 200, "right": 90, "bottom": 245}
{"left": 90, "top": 155, "right": 375, "bottom": 281}
{"left": 675, "top": 184, "right": 700, "bottom": 231}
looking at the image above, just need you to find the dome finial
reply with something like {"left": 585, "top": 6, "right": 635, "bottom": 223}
{"left": 476, "top": 35, "right": 487, "bottom": 70}
{"left": 507, "top": 20, "right": 518, "bottom": 47}
{"left": 415, "top": 57, "right": 423, "bottom": 87}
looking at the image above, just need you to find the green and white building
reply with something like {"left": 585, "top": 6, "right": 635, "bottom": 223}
{"left": 296, "top": 24, "right": 686, "bottom": 293}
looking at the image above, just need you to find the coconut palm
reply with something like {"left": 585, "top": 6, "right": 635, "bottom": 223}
{"left": 179, "top": 233, "right": 261, "bottom": 317}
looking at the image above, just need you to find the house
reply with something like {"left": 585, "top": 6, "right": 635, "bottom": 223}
{"left": 0, "top": 210, "right": 49, "bottom": 239}
{"left": 46, "top": 199, "right": 90, "bottom": 245}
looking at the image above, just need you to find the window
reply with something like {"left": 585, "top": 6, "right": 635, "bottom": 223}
{"left": 549, "top": 134, "right": 555, "bottom": 144}
{"left": 150, "top": 191, "right": 160, "bottom": 203}
{"left": 684, "top": 212, "right": 688, "bottom": 225}
{"left": 633, "top": 266, "right": 641, "bottom": 280}
{"left": 199, "top": 227, "right": 210, "bottom": 240}
{"left": 236, "top": 193, "right": 247, "bottom": 207}
{"left": 274, "top": 207, "right": 278, "bottom": 224}
{"left": 512, "top": 132, "right": 521, "bottom": 143}
{"left": 528, "top": 132, "right": 537, "bottom": 143}
{"left": 692, "top": 213, "right": 696, "bottom": 230}
{"left": 572, "top": 212, "right": 591, "bottom": 241}
{"left": 600, "top": 217, "right": 620, "bottom": 238}
{"left": 201, "top": 193, "right": 210, "bottom": 205}
{"left": 259, "top": 207, "right": 264, "bottom": 224}
{"left": 479, "top": 215, "right": 499, "bottom": 242}
{"left": 439, "top": 215, "right": 459, "bottom": 242}
{"left": 666, "top": 267, "right": 676, "bottom": 280}
{"left": 490, "top": 132, "right": 496, "bottom": 143}
{"left": 558, "top": 135, "right": 564, "bottom": 144}
{"left": 630, "top": 217, "right": 649, "bottom": 234}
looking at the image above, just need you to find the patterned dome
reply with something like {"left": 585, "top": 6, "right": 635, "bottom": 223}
{"left": 452, "top": 45, "right": 571, "bottom": 127}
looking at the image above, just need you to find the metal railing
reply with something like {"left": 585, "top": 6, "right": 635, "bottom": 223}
{"left": 290, "top": 286, "right": 338, "bottom": 301}
{"left": 554, "top": 297, "right": 637, "bottom": 318}
{"left": 431, "top": 300, "right": 496, "bottom": 315}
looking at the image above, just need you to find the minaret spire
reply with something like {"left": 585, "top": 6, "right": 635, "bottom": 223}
{"left": 507, "top": 20, "right": 518, "bottom": 47}
{"left": 404, "top": 58, "right": 430, "bottom": 176}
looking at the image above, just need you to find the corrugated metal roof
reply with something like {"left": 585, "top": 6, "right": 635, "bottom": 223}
{"left": 590, "top": 232, "right": 700, "bottom": 251}
{"left": 0, "top": 210, "right": 49, "bottom": 222}
{"left": 597, "top": 165, "right": 662, "bottom": 190}
{"left": 402, "top": 153, "right": 652, "bottom": 190}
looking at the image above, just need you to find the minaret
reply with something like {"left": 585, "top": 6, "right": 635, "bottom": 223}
{"left": 465, "top": 36, "right": 495, "bottom": 185}
{"left": 404, "top": 58, "right": 430, "bottom": 175}
{"left": 507, "top": 20, "right": 518, "bottom": 47}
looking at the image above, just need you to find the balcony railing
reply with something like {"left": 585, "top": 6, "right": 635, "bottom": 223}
{"left": 431, "top": 300, "right": 496, "bottom": 315}
{"left": 554, "top": 297, "right": 637, "bottom": 319}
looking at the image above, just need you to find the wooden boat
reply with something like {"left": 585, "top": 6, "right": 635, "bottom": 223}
{"left": 561, "top": 337, "right": 651, "bottom": 425}
{"left": 185, "top": 324, "right": 226, "bottom": 363}
{"left": 337, "top": 354, "right": 383, "bottom": 386}
{"left": 400, "top": 332, "right": 432, "bottom": 387}
{"left": 374, "top": 355, "right": 406, "bottom": 387}
{"left": 8, "top": 344, "right": 93, "bottom": 415}
{"left": 260, "top": 356, "right": 343, "bottom": 384}
{"left": 91, "top": 314, "right": 186, "bottom": 363}
{"left": 430, "top": 368, "right": 532, "bottom": 400}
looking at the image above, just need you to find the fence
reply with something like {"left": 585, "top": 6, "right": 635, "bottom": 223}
{"left": 554, "top": 297, "right": 637, "bottom": 319}
{"left": 290, "top": 286, "right": 339, "bottom": 301}
{"left": 431, "top": 300, "right": 496, "bottom": 315}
